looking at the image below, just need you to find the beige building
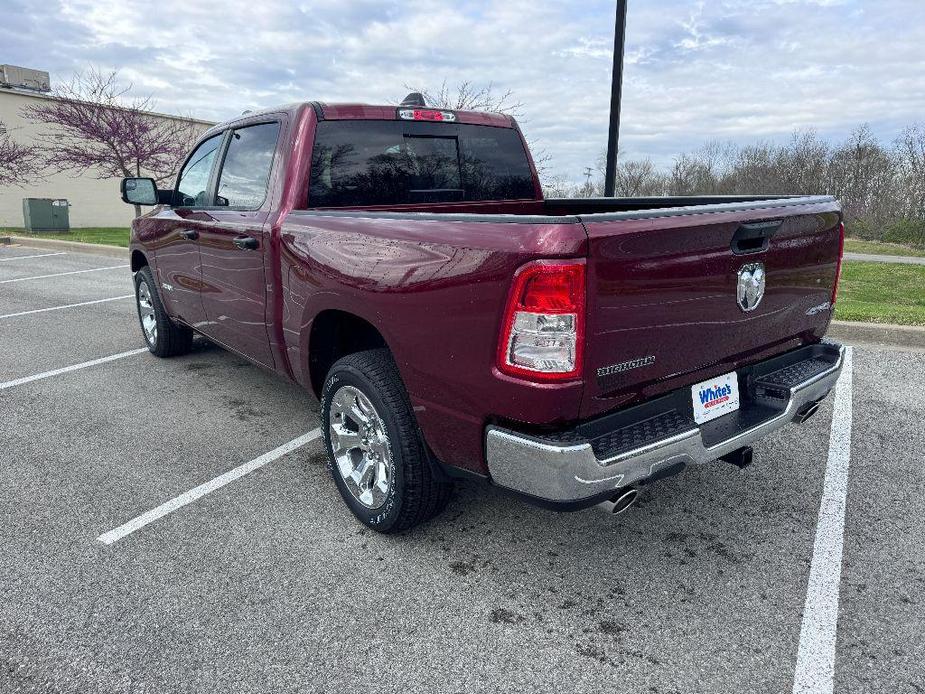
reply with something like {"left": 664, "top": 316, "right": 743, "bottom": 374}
{"left": 0, "top": 76, "right": 213, "bottom": 228}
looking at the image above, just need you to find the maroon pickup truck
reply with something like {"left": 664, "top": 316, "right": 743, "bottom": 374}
{"left": 121, "top": 97, "right": 846, "bottom": 532}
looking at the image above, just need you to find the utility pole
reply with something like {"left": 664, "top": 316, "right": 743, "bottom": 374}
{"left": 603, "top": 0, "right": 628, "bottom": 197}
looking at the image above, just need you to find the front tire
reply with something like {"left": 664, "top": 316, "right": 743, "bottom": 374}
{"left": 134, "top": 266, "right": 193, "bottom": 357}
{"left": 321, "top": 349, "right": 453, "bottom": 533}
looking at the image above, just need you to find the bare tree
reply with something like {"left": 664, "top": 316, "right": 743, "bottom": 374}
{"left": 23, "top": 68, "right": 201, "bottom": 216}
{"left": 403, "top": 80, "right": 523, "bottom": 116}
{"left": 894, "top": 124, "right": 925, "bottom": 219}
{"left": 726, "top": 142, "right": 777, "bottom": 193}
{"left": 0, "top": 120, "right": 41, "bottom": 187}
{"left": 616, "top": 158, "right": 665, "bottom": 196}
{"left": 830, "top": 125, "right": 895, "bottom": 227}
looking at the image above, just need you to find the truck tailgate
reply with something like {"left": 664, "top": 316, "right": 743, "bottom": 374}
{"left": 579, "top": 197, "right": 842, "bottom": 419}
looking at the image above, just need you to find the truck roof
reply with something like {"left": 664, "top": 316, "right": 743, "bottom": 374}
{"left": 202, "top": 101, "right": 516, "bottom": 138}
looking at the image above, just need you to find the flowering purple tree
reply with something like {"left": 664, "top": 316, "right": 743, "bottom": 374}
{"left": 0, "top": 121, "right": 40, "bottom": 186}
{"left": 23, "top": 68, "right": 200, "bottom": 216}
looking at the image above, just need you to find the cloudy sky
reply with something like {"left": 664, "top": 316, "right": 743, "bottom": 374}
{"left": 3, "top": 0, "right": 923, "bottom": 179}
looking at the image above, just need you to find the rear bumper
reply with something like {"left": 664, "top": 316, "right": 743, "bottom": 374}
{"left": 485, "top": 342, "right": 845, "bottom": 507}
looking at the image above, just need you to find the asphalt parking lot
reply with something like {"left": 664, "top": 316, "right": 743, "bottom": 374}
{"left": 1, "top": 244, "right": 923, "bottom": 694}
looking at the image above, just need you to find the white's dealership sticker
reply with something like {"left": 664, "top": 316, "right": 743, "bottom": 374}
{"left": 691, "top": 372, "right": 741, "bottom": 424}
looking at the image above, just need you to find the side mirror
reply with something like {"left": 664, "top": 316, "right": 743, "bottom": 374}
{"left": 121, "top": 177, "right": 159, "bottom": 206}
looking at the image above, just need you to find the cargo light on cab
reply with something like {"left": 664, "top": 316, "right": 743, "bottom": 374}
{"left": 397, "top": 109, "right": 457, "bottom": 122}
{"left": 497, "top": 260, "right": 585, "bottom": 382}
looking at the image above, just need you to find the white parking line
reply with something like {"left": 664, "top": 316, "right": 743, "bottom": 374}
{"left": 0, "top": 295, "right": 134, "bottom": 320}
{"left": 0, "top": 348, "right": 148, "bottom": 391}
{"left": 97, "top": 429, "right": 323, "bottom": 545}
{"left": 0, "top": 265, "right": 125, "bottom": 284}
{"left": 792, "top": 346, "right": 854, "bottom": 694}
{"left": 0, "top": 252, "right": 67, "bottom": 262}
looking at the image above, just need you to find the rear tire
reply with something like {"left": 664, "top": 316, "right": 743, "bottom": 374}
{"left": 321, "top": 349, "right": 453, "bottom": 533}
{"left": 134, "top": 265, "right": 193, "bottom": 357}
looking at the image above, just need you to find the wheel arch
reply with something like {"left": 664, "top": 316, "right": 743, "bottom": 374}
{"left": 130, "top": 249, "right": 149, "bottom": 272}
{"left": 307, "top": 309, "right": 389, "bottom": 398}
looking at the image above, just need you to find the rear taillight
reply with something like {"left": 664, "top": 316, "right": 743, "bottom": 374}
{"left": 497, "top": 260, "right": 585, "bottom": 381}
{"left": 831, "top": 222, "right": 846, "bottom": 306}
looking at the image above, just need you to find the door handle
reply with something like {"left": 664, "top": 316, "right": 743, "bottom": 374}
{"left": 233, "top": 235, "right": 259, "bottom": 251}
{"left": 178, "top": 229, "right": 199, "bottom": 240}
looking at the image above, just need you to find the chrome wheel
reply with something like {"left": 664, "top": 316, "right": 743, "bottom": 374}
{"left": 329, "top": 385, "right": 392, "bottom": 509}
{"left": 137, "top": 280, "right": 157, "bottom": 346}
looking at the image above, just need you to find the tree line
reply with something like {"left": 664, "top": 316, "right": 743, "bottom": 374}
{"left": 545, "top": 125, "right": 925, "bottom": 248}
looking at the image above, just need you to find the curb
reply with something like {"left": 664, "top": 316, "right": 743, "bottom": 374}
{"left": 5, "top": 235, "right": 128, "bottom": 260}
{"left": 827, "top": 320, "right": 925, "bottom": 350}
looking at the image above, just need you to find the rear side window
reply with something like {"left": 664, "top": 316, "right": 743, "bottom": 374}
{"left": 175, "top": 134, "right": 222, "bottom": 207}
{"left": 216, "top": 122, "right": 281, "bottom": 209}
{"left": 308, "top": 120, "right": 535, "bottom": 207}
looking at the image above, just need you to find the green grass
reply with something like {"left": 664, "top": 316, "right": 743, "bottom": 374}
{"left": 844, "top": 238, "right": 925, "bottom": 258}
{"left": 1, "top": 227, "right": 131, "bottom": 248}
{"left": 835, "top": 261, "right": 925, "bottom": 326}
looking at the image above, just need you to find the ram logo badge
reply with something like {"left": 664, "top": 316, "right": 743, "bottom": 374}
{"left": 737, "top": 262, "right": 766, "bottom": 312}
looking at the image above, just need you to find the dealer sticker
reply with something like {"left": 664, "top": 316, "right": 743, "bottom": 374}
{"left": 691, "top": 372, "right": 740, "bottom": 424}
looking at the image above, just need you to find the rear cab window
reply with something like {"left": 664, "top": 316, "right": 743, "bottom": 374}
{"left": 308, "top": 120, "right": 535, "bottom": 207}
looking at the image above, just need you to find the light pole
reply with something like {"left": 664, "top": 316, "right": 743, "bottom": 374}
{"left": 603, "top": 0, "right": 628, "bottom": 197}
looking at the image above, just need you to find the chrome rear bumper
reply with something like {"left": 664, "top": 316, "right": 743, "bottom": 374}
{"left": 485, "top": 343, "right": 845, "bottom": 505}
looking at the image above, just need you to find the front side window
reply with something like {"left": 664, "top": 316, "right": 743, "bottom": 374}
{"left": 175, "top": 134, "right": 222, "bottom": 207}
{"left": 216, "top": 122, "right": 281, "bottom": 209}
{"left": 309, "top": 120, "right": 535, "bottom": 207}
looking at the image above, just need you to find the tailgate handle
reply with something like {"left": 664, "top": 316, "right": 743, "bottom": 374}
{"left": 731, "top": 220, "right": 781, "bottom": 255}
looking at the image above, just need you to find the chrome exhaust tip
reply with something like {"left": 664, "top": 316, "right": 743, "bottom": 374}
{"left": 597, "top": 488, "right": 639, "bottom": 515}
{"left": 796, "top": 401, "right": 821, "bottom": 424}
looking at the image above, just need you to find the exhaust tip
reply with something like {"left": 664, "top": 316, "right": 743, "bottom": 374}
{"left": 796, "top": 401, "right": 821, "bottom": 424}
{"left": 597, "top": 488, "right": 639, "bottom": 515}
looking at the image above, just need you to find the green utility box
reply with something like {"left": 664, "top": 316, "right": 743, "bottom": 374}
{"left": 22, "top": 198, "right": 70, "bottom": 232}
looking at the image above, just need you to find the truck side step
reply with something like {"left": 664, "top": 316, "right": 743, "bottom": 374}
{"left": 752, "top": 355, "right": 838, "bottom": 401}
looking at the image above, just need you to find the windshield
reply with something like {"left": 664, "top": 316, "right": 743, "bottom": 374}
{"left": 308, "top": 120, "right": 535, "bottom": 207}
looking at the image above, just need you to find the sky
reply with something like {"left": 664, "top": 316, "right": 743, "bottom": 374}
{"left": 2, "top": 0, "right": 924, "bottom": 181}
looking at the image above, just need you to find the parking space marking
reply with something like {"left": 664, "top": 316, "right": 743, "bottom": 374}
{"left": 97, "top": 429, "right": 322, "bottom": 545}
{"left": 0, "top": 265, "right": 125, "bottom": 284}
{"left": 0, "top": 252, "right": 68, "bottom": 262}
{"left": 0, "top": 348, "right": 148, "bottom": 391}
{"left": 0, "top": 295, "right": 134, "bottom": 320}
{"left": 792, "top": 346, "right": 854, "bottom": 694}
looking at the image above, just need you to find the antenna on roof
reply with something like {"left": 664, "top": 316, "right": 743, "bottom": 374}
{"left": 400, "top": 92, "right": 426, "bottom": 107}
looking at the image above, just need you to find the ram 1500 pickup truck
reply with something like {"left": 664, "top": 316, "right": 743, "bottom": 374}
{"left": 121, "top": 97, "right": 846, "bottom": 532}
